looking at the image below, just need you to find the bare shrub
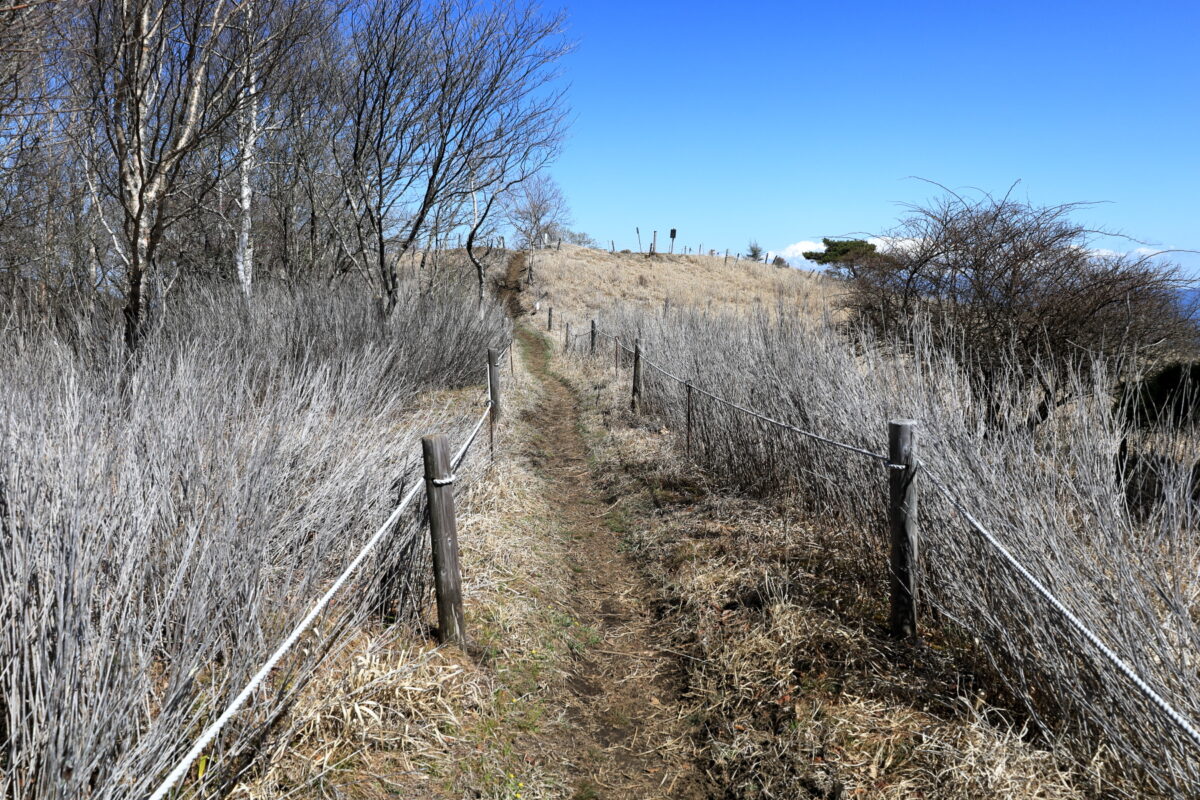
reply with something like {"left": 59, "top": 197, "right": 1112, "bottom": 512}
{"left": 835, "top": 190, "right": 1198, "bottom": 429}
{"left": 0, "top": 279, "right": 507, "bottom": 798}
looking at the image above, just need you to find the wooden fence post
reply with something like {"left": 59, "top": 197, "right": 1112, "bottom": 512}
{"left": 564, "top": 322, "right": 571, "bottom": 353}
{"left": 888, "top": 419, "right": 919, "bottom": 642}
{"left": 685, "top": 381, "right": 693, "bottom": 457}
{"left": 614, "top": 337, "right": 620, "bottom": 375}
{"left": 590, "top": 320, "right": 597, "bottom": 355}
{"left": 487, "top": 349, "right": 501, "bottom": 459}
{"left": 422, "top": 435, "right": 465, "bottom": 646}
{"left": 631, "top": 338, "right": 642, "bottom": 411}
{"left": 547, "top": 307, "right": 553, "bottom": 331}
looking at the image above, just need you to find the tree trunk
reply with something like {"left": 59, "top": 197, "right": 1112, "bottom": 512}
{"left": 234, "top": 45, "right": 259, "bottom": 301}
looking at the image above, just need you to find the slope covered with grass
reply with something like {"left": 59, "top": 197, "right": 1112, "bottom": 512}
{"left": 0, "top": 279, "right": 507, "bottom": 798}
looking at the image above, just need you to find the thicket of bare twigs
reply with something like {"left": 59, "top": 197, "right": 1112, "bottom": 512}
{"left": 831, "top": 191, "right": 1198, "bottom": 411}
{"left": 0, "top": 278, "right": 507, "bottom": 799}
{"left": 576, "top": 303, "right": 1200, "bottom": 797}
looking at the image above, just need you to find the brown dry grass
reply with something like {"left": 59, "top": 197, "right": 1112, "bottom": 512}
{"left": 550, "top": 346, "right": 1102, "bottom": 798}
{"left": 233, "top": 341, "right": 586, "bottom": 800}
{"left": 520, "top": 245, "right": 836, "bottom": 322}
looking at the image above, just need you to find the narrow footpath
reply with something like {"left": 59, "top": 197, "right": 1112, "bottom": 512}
{"left": 513, "top": 325, "right": 710, "bottom": 800}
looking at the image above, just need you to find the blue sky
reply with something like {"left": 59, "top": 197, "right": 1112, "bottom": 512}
{"left": 548, "top": 0, "right": 1199, "bottom": 271}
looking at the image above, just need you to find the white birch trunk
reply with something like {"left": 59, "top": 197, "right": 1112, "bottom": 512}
{"left": 234, "top": 3, "right": 259, "bottom": 300}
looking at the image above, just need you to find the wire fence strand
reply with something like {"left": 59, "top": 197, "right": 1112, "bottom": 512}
{"left": 595, "top": 323, "right": 890, "bottom": 463}
{"left": 921, "top": 460, "right": 1200, "bottom": 753}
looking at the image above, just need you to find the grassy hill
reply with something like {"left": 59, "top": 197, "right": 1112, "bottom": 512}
{"left": 513, "top": 245, "right": 835, "bottom": 319}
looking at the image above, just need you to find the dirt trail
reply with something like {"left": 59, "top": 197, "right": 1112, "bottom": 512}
{"left": 515, "top": 325, "right": 710, "bottom": 800}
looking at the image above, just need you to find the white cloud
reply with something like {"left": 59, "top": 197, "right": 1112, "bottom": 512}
{"left": 781, "top": 241, "right": 825, "bottom": 259}
{"left": 867, "top": 236, "right": 923, "bottom": 253}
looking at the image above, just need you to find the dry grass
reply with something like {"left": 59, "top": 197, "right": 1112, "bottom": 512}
{"left": 521, "top": 244, "right": 835, "bottom": 321}
{"left": 0, "top": 279, "right": 509, "bottom": 799}
{"left": 234, "top": 336, "right": 591, "bottom": 800}
{"left": 551, "top": 348, "right": 1099, "bottom": 799}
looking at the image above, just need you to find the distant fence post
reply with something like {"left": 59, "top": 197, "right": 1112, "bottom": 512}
{"left": 631, "top": 338, "right": 642, "bottom": 411}
{"left": 685, "top": 381, "right": 693, "bottom": 457}
{"left": 487, "top": 348, "right": 501, "bottom": 459}
{"left": 614, "top": 337, "right": 620, "bottom": 375}
{"left": 888, "top": 419, "right": 919, "bottom": 642}
{"left": 564, "top": 321, "right": 571, "bottom": 353}
{"left": 547, "top": 307, "right": 553, "bottom": 331}
{"left": 422, "top": 435, "right": 465, "bottom": 647}
{"left": 590, "top": 320, "right": 597, "bottom": 355}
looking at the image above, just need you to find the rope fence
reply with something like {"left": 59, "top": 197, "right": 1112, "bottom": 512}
{"left": 148, "top": 337, "right": 514, "bottom": 800}
{"left": 543, "top": 304, "right": 1200, "bottom": 761}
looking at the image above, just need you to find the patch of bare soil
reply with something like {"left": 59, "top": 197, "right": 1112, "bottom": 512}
{"left": 515, "top": 325, "right": 712, "bottom": 800}
{"left": 498, "top": 252, "right": 528, "bottom": 316}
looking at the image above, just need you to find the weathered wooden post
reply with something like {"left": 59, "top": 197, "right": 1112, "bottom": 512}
{"left": 547, "top": 307, "right": 553, "bottom": 331}
{"left": 564, "top": 321, "right": 571, "bottom": 353}
{"left": 487, "top": 348, "right": 501, "bottom": 458}
{"left": 685, "top": 381, "right": 693, "bottom": 457}
{"left": 888, "top": 419, "right": 919, "bottom": 642}
{"left": 614, "top": 336, "right": 620, "bottom": 375}
{"left": 631, "top": 339, "right": 643, "bottom": 411}
{"left": 422, "top": 435, "right": 465, "bottom": 646}
{"left": 650, "top": 230, "right": 657, "bottom": 255}
{"left": 590, "top": 320, "right": 597, "bottom": 355}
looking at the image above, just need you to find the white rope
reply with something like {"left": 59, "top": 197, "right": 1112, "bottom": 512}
{"left": 147, "top": 480, "right": 424, "bottom": 800}
{"left": 922, "top": 461, "right": 1200, "bottom": 753}
{"left": 149, "top": 400, "right": 494, "bottom": 800}
{"left": 452, "top": 405, "right": 492, "bottom": 470}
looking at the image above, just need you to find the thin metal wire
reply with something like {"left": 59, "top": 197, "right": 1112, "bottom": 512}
{"left": 627, "top": 341, "right": 889, "bottom": 463}
{"left": 148, "top": 396, "right": 493, "bottom": 800}
{"left": 921, "top": 461, "right": 1200, "bottom": 753}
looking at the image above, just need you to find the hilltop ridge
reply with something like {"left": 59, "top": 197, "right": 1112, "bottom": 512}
{"left": 511, "top": 245, "right": 834, "bottom": 319}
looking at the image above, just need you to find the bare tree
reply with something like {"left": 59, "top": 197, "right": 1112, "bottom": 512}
{"left": 505, "top": 172, "right": 568, "bottom": 251}
{"left": 1, "top": 0, "right": 569, "bottom": 321}
{"left": 68, "top": 0, "right": 317, "bottom": 348}
{"left": 835, "top": 186, "right": 1198, "bottom": 427}
{"left": 334, "top": 0, "right": 567, "bottom": 313}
